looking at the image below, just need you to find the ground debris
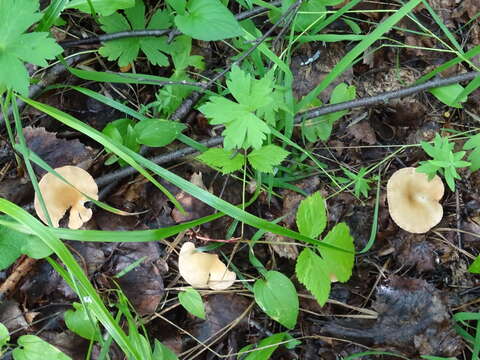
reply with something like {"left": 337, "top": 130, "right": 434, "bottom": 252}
{"left": 23, "top": 126, "right": 95, "bottom": 176}
{"left": 321, "top": 276, "right": 463, "bottom": 357}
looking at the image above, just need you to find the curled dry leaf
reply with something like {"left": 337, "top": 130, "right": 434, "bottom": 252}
{"left": 34, "top": 166, "right": 98, "bottom": 229}
{"left": 178, "top": 242, "right": 236, "bottom": 290}
{"left": 387, "top": 167, "right": 444, "bottom": 234}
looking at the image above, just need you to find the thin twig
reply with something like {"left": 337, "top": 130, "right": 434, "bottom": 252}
{"left": 297, "top": 71, "right": 479, "bottom": 121}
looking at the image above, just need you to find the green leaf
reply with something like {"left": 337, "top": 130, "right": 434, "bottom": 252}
{"left": 468, "top": 255, "right": 480, "bottom": 274}
{"left": 0, "top": 323, "right": 9, "bottom": 349}
{"left": 222, "top": 112, "right": 271, "bottom": 150}
{"left": 0, "top": 219, "right": 52, "bottom": 270}
{"left": 134, "top": 119, "right": 186, "bottom": 147}
{"left": 429, "top": 83, "right": 467, "bottom": 108}
{"left": 64, "top": 302, "right": 100, "bottom": 341}
{"left": 174, "top": 0, "right": 243, "bottom": 41}
{"left": 247, "top": 145, "right": 289, "bottom": 173}
{"left": 227, "top": 66, "right": 273, "bottom": 111}
{"left": 318, "top": 223, "right": 355, "bottom": 282}
{"left": 295, "top": 248, "right": 331, "bottom": 306}
{"left": 0, "top": 0, "right": 62, "bottom": 95}
{"left": 167, "top": 0, "right": 186, "bottom": 14}
{"left": 197, "top": 148, "right": 245, "bottom": 174}
{"left": 178, "top": 288, "right": 206, "bottom": 319}
{"left": 296, "top": 192, "right": 327, "bottom": 238}
{"left": 153, "top": 340, "right": 179, "bottom": 360}
{"left": 464, "top": 133, "right": 480, "bottom": 172}
{"left": 253, "top": 271, "right": 299, "bottom": 329}
{"left": 241, "top": 333, "right": 286, "bottom": 360}
{"left": 199, "top": 97, "right": 249, "bottom": 124}
{"left": 98, "top": 0, "right": 171, "bottom": 67}
{"left": 66, "top": 0, "right": 135, "bottom": 15}
{"left": 200, "top": 67, "right": 276, "bottom": 150}
{"left": 12, "top": 335, "right": 71, "bottom": 360}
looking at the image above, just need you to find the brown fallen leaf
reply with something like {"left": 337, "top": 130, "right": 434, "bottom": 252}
{"left": 112, "top": 242, "right": 165, "bottom": 315}
{"left": 23, "top": 127, "right": 95, "bottom": 176}
{"left": 347, "top": 120, "right": 377, "bottom": 145}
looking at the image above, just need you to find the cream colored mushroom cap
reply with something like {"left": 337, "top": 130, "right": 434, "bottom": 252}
{"left": 387, "top": 167, "right": 444, "bottom": 233}
{"left": 178, "top": 242, "right": 236, "bottom": 290}
{"left": 34, "top": 166, "right": 98, "bottom": 229}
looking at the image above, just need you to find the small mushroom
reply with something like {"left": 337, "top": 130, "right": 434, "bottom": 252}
{"left": 178, "top": 242, "right": 236, "bottom": 290}
{"left": 34, "top": 166, "right": 98, "bottom": 229}
{"left": 387, "top": 167, "right": 444, "bottom": 233}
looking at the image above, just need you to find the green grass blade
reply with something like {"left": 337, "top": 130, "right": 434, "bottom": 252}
{"left": 36, "top": 0, "right": 69, "bottom": 31}
{"left": 0, "top": 199, "right": 140, "bottom": 358}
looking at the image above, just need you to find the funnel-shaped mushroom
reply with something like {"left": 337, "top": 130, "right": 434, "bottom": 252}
{"left": 387, "top": 167, "right": 444, "bottom": 233}
{"left": 178, "top": 242, "right": 236, "bottom": 290}
{"left": 34, "top": 166, "right": 98, "bottom": 229}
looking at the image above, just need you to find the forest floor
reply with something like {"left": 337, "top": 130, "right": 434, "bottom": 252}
{"left": 1, "top": 0, "right": 480, "bottom": 359}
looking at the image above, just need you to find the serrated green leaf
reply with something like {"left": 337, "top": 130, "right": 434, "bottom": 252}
{"left": 197, "top": 148, "right": 244, "bottom": 174}
{"left": 222, "top": 112, "right": 271, "bottom": 150}
{"left": 296, "top": 192, "right": 327, "bottom": 238}
{"left": 134, "top": 118, "right": 186, "bottom": 147}
{"left": 0, "top": 0, "right": 62, "bottom": 95}
{"left": 64, "top": 302, "right": 100, "bottom": 341}
{"left": 178, "top": 288, "right": 206, "bottom": 319}
{"left": 464, "top": 133, "right": 480, "bottom": 172}
{"left": 98, "top": 0, "right": 171, "bottom": 67}
{"left": 295, "top": 248, "right": 331, "bottom": 306}
{"left": 227, "top": 66, "right": 273, "bottom": 111}
{"left": 0, "top": 219, "right": 52, "bottom": 270}
{"left": 199, "top": 96, "right": 248, "bottom": 124}
{"left": 12, "top": 335, "right": 71, "bottom": 360}
{"left": 318, "top": 223, "right": 354, "bottom": 282}
{"left": 253, "top": 271, "right": 298, "bottom": 329}
{"left": 66, "top": 0, "right": 134, "bottom": 15}
{"left": 174, "top": 0, "right": 243, "bottom": 41}
{"left": 247, "top": 145, "right": 289, "bottom": 173}
{"left": 0, "top": 323, "right": 9, "bottom": 349}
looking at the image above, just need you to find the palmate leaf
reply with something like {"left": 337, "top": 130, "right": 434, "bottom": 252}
{"left": 222, "top": 112, "right": 271, "bottom": 150}
{"left": 0, "top": 0, "right": 62, "bottom": 95}
{"left": 200, "top": 66, "right": 276, "bottom": 150}
{"left": 98, "top": 0, "right": 171, "bottom": 67}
